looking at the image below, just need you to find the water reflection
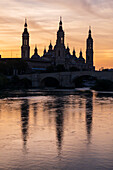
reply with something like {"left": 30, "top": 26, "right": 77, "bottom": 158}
{"left": 85, "top": 93, "right": 93, "bottom": 144}
{"left": 78, "top": 97, "right": 84, "bottom": 119}
{"left": 54, "top": 97, "right": 65, "bottom": 156}
{"left": 1, "top": 91, "right": 113, "bottom": 169}
{"left": 20, "top": 94, "right": 94, "bottom": 153}
{"left": 33, "top": 103, "right": 38, "bottom": 125}
{"left": 21, "top": 99, "right": 29, "bottom": 151}
{"left": 42, "top": 96, "right": 66, "bottom": 155}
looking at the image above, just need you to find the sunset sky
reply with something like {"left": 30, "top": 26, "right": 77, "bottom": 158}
{"left": 0, "top": 0, "right": 113, "bottom": 69}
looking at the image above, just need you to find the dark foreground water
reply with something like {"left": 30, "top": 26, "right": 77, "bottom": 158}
{"left": 0, "top": 90, "right": 113, "bottom": 170}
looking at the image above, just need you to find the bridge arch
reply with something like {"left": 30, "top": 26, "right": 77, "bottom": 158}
{"left": 40, "top": 77, "right": 60, "bottom": 88}
{"left": 72, "top": 75, "right": 97, "bottom": 88}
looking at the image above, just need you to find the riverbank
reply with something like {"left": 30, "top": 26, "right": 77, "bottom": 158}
{"left": 1, "top": 74, "right": 113, "bottom": 92}
{"left": 1, "top": 88, "right": 113, "bottom": 99}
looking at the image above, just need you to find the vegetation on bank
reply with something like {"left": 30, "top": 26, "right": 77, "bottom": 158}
{"left": 0, "top": 75, "right": 32, "bottom": 90}
{"left": 0, "top": 60, "right": 29, "bottom": 75}
{"left": 73, "top": 76, "right": 113, "bottom": 91}
{"left": 92, "top": 79, "right": 113, "bottom": 91}
{"left": 0, "top": 74, "right": 9, "bottom": 89}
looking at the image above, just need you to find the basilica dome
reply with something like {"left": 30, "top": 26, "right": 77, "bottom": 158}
{"left": 31, "top": 46, "right": 40, "bottom": 59}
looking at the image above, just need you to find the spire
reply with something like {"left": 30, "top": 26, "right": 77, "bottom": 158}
{"left": 73, "top": 48, "right": 76, "bottom": 56}
{"left": 88, "top": 26, "right": 92, "bottom": 38}
{"left": 23, "top": 18, "right": 29, "bottom": 34}
{"left": 79, "top": 49, "right": 82, "bottom": 58}
{"left": 50, "top": 40, "right": 52, "bottom": 46}
{"left": 34, "top": 45, "right": 38, "bottom": 55}
{"left": 60, "top": 16, "right": 62, "bottom": 25}
{"left": 24, "top": 18, "right": 27, "bottom": 28}
{"left": 44, "top": 47, "right": 46, "bottom": 55}
{"left": 66, "top": 44, "right": 70, "bottom": 54}
{"left": 59, "top": 16, "right": 63, "bottom": 31}
{"left": 49, "top": 40, "right": 53, "bottom": 51}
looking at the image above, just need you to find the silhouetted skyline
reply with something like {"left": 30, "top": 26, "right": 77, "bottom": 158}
{"left": 0, "top": 0, "right": 113, "bottom": 69}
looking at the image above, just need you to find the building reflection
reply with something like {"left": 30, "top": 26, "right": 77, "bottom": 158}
{"left": 33, "top": 103, "right": 38, "bottom": 125}
{"left": 21, "top": 99, "right": 29, "bottom": 151}
{"left": 54, "top": 96, "right": 65, "bottom": 156}
{"left": 40, "top": 95, "right": 65, "bottom": 156}
{"left": 85, "top": 92, "right": 93, "bottom": 144}
{"left": 78, "top": 97, "right": 83, "bottom": 118}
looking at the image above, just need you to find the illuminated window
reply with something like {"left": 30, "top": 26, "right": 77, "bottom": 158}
{"left": 24, "top": 40, "right": 28, "bottom": 45}
{"left": 90, "top": 44, "right": 92, "bottom": 49}
{"left": 61, "top": 37, "right": 63, "bottom": 44}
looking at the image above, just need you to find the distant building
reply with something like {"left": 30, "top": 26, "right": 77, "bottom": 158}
{"left": 0, "top": 18, "right": 95, "bottom": 72}
{"left": 23, "top": 18, "right": 95, "bottom": 71}
{"left": 0, "top": 17, "right": 96, "bottom": 77}
{"left": 21, "top": 19, "right": 30, "bottom": 59}
{"left": 86, "top": 26, "right": 94, "bottom": 70}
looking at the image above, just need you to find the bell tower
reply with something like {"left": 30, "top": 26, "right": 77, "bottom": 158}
{"left": 56, "top": 17, "right": 65, "bottom": 46}
{"left": 55, "top": 17, "right": 65, "bottom": 65}
{"left": 86, "top": 27, "right": 93, "bottom": 68}
{"left": 21, "top": 19, "right": 30, "bottom": 59}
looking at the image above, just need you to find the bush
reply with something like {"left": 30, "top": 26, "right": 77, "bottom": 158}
{"left": 9, "top": 76, "right": 32, "bottom": 89}
{"left": 0, "top": 60, "right": 29, "bottom": 75}
{"left": 20, "top": 78, "right": 32, "bottom": 88}
{"left": 92, "top": 79, "right": 113, "bottom": 91}
{"left": 0, "top": 74, "right": 9, "bottom": 89}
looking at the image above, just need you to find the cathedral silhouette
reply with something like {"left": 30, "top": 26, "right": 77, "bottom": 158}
{"left": 21, "top": 18, "right": 95, "bottom": 71}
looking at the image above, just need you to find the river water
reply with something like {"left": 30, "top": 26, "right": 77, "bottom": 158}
{"left": 0, "top": 90, "right": 113, "bottom": 170}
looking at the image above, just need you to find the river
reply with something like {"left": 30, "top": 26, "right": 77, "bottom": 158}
{"left": 0, "top": 90, "right": 113, "bottom": 169}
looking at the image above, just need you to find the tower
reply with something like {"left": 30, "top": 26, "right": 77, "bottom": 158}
{"left": 55, "top": 17, "right": 65, "bottom": 65}
{"left": 21, "top": 19, "right": 30, "bottom": 59}
{"left": 56, "top": 17, "right": 65, "bottom": 46}
{"left": 86, "top": 27, "right": 93, "bottom": 68}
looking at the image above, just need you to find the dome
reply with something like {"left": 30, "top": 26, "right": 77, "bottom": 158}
{"left": 31, "top": 54, "right": 40, "bottom": 59}
{"left": 79, "top": 57, "right": 85, "bottom": 62}
{"left": 31, "top": 46, "right": 40, "bottom": 59}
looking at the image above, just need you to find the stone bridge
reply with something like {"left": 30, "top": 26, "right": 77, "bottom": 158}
{"left": 18, "top": 71, "right": 113, "bottom": 88}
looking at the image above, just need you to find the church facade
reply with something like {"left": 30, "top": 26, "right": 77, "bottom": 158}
{"left": 21, "top": 18, "right": 95, "bottom": 71}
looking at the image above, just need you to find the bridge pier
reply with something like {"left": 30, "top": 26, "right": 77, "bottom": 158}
{"left": 32, "top": 74, "right": 40, "bottom": 88}
{"left": 59, "top": 73, "right": 74, "bottom": 88}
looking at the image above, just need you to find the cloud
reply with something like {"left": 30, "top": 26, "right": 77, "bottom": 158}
{"left": 12, "top": 0, "right": 113, "bottom": 18}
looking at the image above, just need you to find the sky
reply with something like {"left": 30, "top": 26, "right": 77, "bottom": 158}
{"left": 0, "top": 0, "right": 113, "bottom": 69}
